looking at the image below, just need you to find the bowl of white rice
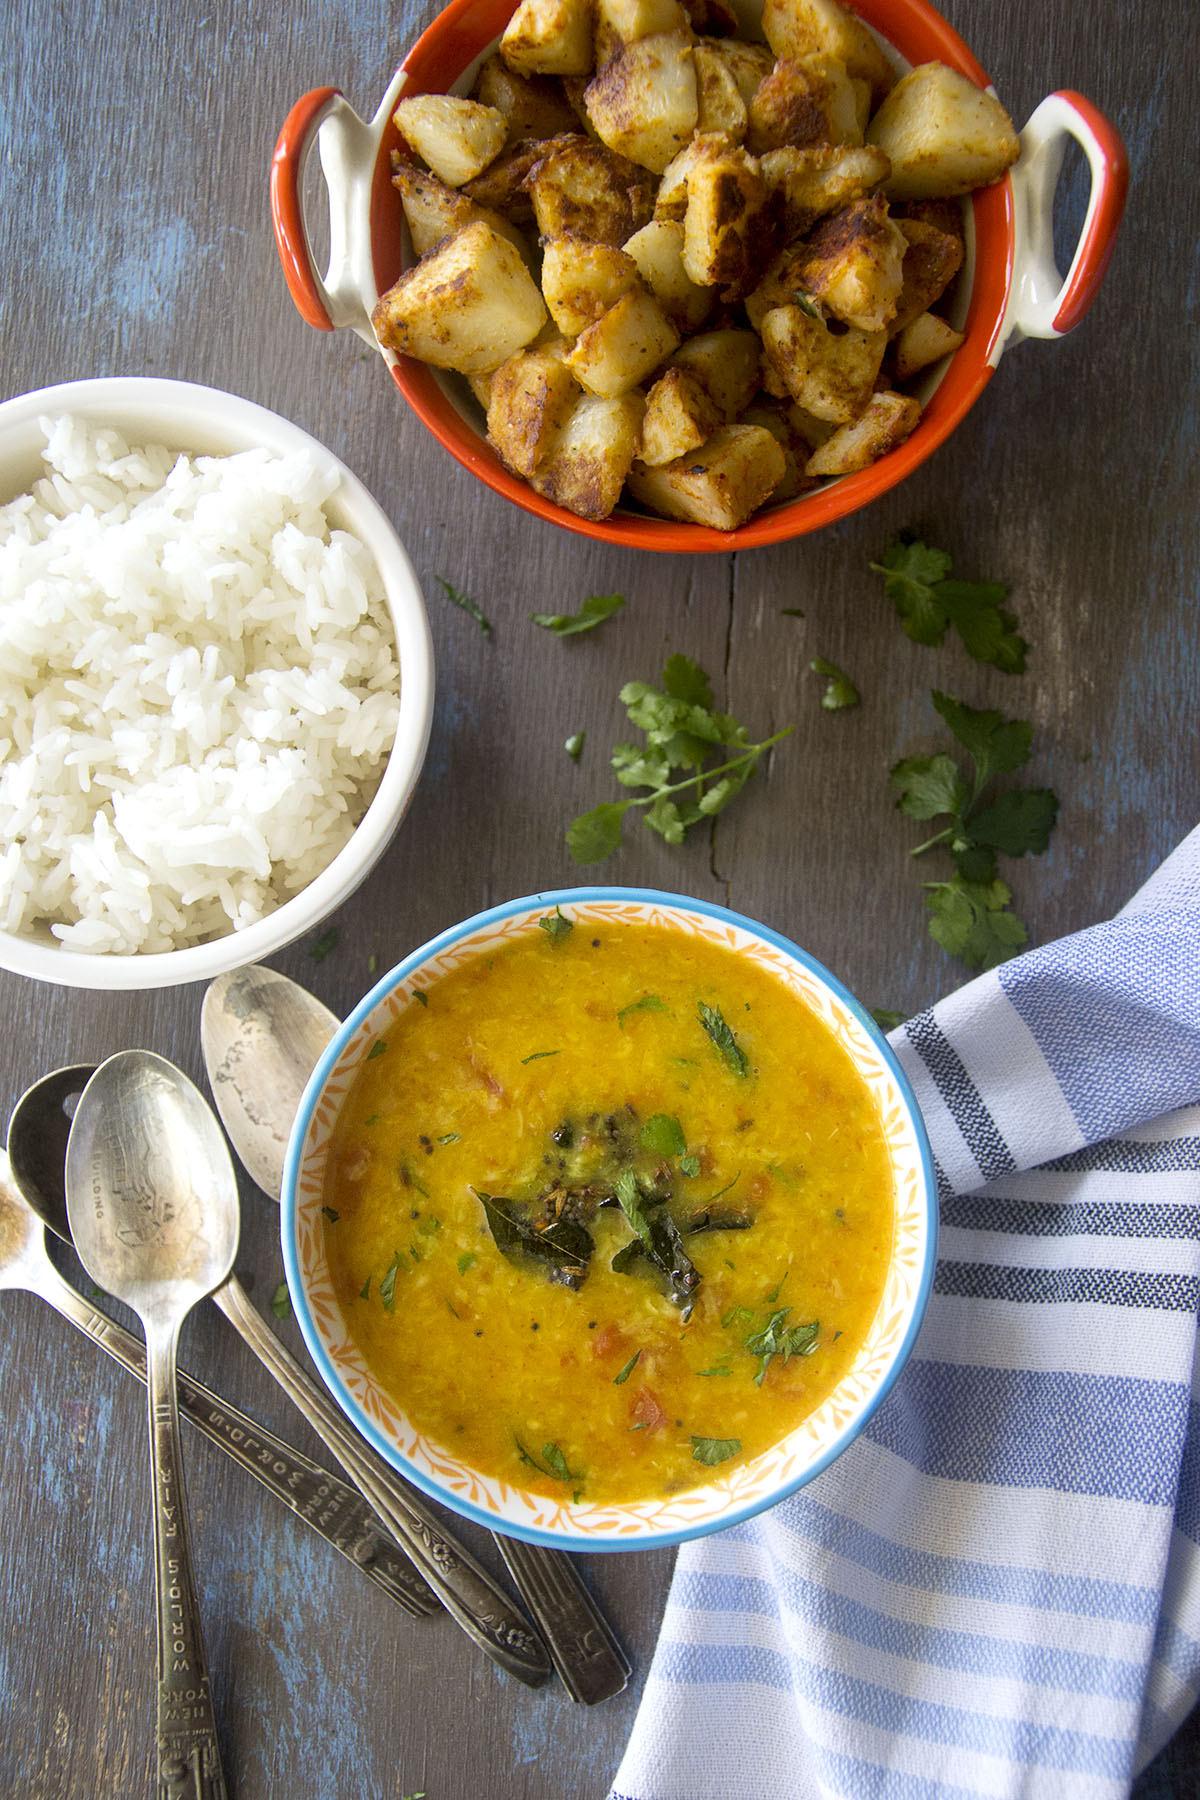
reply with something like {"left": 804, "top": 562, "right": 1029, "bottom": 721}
{"left": 0, "top": 377, "right": 434, "bottom": 989}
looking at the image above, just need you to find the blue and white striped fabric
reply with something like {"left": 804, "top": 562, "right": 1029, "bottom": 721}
{"left": 609, "top": 825, "right": 1200, "bottom": 1800}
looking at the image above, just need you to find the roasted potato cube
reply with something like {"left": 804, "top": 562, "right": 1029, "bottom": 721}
{"left": 761, "top": 0, "right": 895, "bottom": 105}
{"left": 680, "top": 0, "right": 739, "bottom": 31}
{"left": 760, "top": 142, "right": 890, "bottom": 235}
{"left": 472, "top": 53, "right": 581, "bottom": 142}
{"left": 670, "top": 327, "right": 762, "bottom": 417}
{"left": 564, "top": 286, "right": 681, "bottom": 394}
{"left": 738, "top": 400, "right": 820, "bottom": 498}
{"left": 624, "top": 219, "right": 714, "bottom": 329}
{"left": 594, "top": 0, "right": 689, "bottom": 65}
{"left": 804, "top": 388, "right": 920, "bottom": 473}
{"left": 655, "top": 130, "right": 734, "bottom": 218}
{"left": 372, "top": 220, "right": 548, "bottom": 374}
{"left": 889, "top": 217, "right": 963, "bottom": 332}
{"left": 530, "top": 391, "right": 646, "bottom": 517}
{"left": 891, "top": 309, "right": 964, "bottom": 379}
{"left": 528, "top": 136, "right": 657, "bottom": 243}
{"left": 541, "top": 234, "right": 642, "bottom": 332}
{"left": 501, "top": 0, "right": 595, "bottom": 76}
{"left": 893, "top": 195, "right": 965, "bottom": 249}
{"left": 744, "top": 240, "right": 827, "bottom": 332}
{"left": 681, "top": 142, "right": 775, "bottom": 296}
{"left": 746, "top": 54, "right": 864, "bottom": 154}
{"left": 758, "top": 303, "right": 885, "bottom": 420}
{"left": 692, "top": 42, "right": 748, "bottom": 138}
{"left": 464, "top": 136, "right": 564, "bottom": 225}
{"left": 628, "top": 423, "right": 786, "bottom": 528}
{"left": 639, "top": 366, "right": 723, "bottom": 463}
{"left": 584, "top": 32, "right": 699, "bottom": 173}
{"left": 866, "top": 63, "right": 1020, "bottom": 200}
{"left": 704, "top": 35, "right": 774, "bottom": 105}
{"left": 487, "top": 341, "right": 580, "bottom": 476}
{"left": 392, "top": 96, "right": 508, "bottom": 188}
{"left": 391, "top": 161, "right": 531, "bottom": 259}
{"left": 789, "top": 193, "right": 907, "bottom": 330}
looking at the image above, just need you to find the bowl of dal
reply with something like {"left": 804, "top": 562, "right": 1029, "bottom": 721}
{"left": 282, "top": 888, "right": 936, "bottom": 1549}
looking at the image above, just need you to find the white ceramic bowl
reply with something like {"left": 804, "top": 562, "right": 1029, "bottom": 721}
{"left": 282, "top": 888, "right": 938, "bottom": 1551}
{"left": 0, "top": 377, "right": 434, "bottom": 990}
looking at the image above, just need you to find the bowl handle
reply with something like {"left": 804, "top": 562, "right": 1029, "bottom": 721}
{"left": 997, "top": 90, "right": 1128, "bottom": 359}
{"left": 270, "top": 86, "right": 383, "bottom": 343}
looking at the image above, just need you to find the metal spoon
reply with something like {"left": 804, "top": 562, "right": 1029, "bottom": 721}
{"left": 5, "top": 1065, "right": 438, "bottom": 1621}
{"left": 21, "top": 1065, "right": 550, "bottom": 1688}
{"left": 202, "top": 963, "right": 632, "bottom": 1706}
{"left": 65, "top": 1051, "right": 235, "bottom": 1800}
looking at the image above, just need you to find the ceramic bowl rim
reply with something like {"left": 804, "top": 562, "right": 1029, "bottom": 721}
{"left": 281, "top": 885, "right": 938, "bottom": 1551}
{"left": 0, "top": 375, "right": 435, "bottom": 990}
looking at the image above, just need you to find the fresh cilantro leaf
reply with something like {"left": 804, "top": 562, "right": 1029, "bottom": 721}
{"left": 871, "top": 538, "right": 1027, "bottom": 673}
{"left": 614, "top": 1352, "right": 641, "bottom": 1385}
{"left": 309, "top": 927, "right": 339, "bottom": 964}
{"left": 271, "top": 1283, "right": 290, "bottom": 1319}
{"left": 680, "top": 1153, "right": 701, "bottom": 1178}
{"left": 321, "top": 1206, "right": 339, "bottom": 1223}
{"left": 698, "top": 1002, "right": 749, "bottom": 1076}
{"left": 890, "top": 753, "right": 968, "bottom": 821}
{"left": 810, "top": 657, "right": 860, "bottom": 710}
{"left": 457, "top": 1251, "right": 477, "bottom": 1274}
{"left": 780, "top": 607, "right": 806, "bottom": 618}
{"left": 792, "top": 290, "right": 822, "bottom": 319}
{"left": 366, "top": 1040, "right": 387, "bottom": 1060}
{"left": 538, "top": 906, "right": 573, "bottom": 941}
{"left": 924, "top": 877, "right": 1029, "bottom": 970}
{"left": 615, "top": 1170, "right": 653, "bottom": 1247}
{"left": 367, "top": 952, "right": 378, "bottom": 974}
{"left": 438, "top": 1132, "right": 460, "bottom": 1145}
{"left": 521, "top": 1049, "right": 561, "bottom": 1063}
{"left": 515, "top": 1437, "right": 579, "bottom": 1485}
{"left": 697, "top": 1364, "right": 733, "bottom": 1377}
{"left": 691, "top": 1435, "right": 741, "bottom": 1465}
{"left": 639, "top": 1113, "right": 686, "bottom": 1156}
{"left": 359, "top": 1277, "right": 371, "bottom": 1300}
{"left": 567, "top": 659, "right": 791, "bottom": 863}
{"left": 661, "top": 654, "right": 713, "bottom": 708}
{"left": 617, "top": 993, "right": 667, "bottom": 1027}
{"left": 567, "top": 801, "right": 629, "bottom": 864}
{"left": 565, "top": 731, "right": 584, "bottom": 761}
{"left": 531, "top": 592, "right": 625, "bottom": 635}
{"left": 412, "top": 989, "right": 428, "bottom": 1007}
{"left": 969, "top": 788, "right": 1060, "bottom": 858}
{"left": 436, "top": 575, "right": 491, "bottom": 636}
{"left": 380, "top": 1252, "right": 401, "bottom": 1312}
{"left": 931, "top": 690, "right": 1032, "bottom": 781}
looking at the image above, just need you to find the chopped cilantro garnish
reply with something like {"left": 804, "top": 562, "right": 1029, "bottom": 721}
{"left": 810, "top": 657, "right": 860, "bottom": 711}
{"left": 531, "top": 592, "right": 625, "bottom": 635}
{"left": 638, "top": 1113, "right": 686, "bottom": 1157}
{"left": 566, "top": 655, "right": 792, "bottom": 863}
{"left": 613, "top": 1352, "right": 641, "bottom": 1385}
{"left": 691, "top": 1436, "right": 741, "bottom": 1465}
{"left": 538, "top": 906, "right": 573, "bottom": 942}
{"left": 270, "top": 1283, "right": 290, "bottom": 1320}
{"left": 744, "top": 1308, "right": 819, "bottom": 1385}
{"left": 521, "top": 1049, "right": 561, "bottom": 1063}
{"left": 366, "top": 1040, "right": 387, "bottom": 1060}
{"left": 565, "top": 731, "right": 585, "bottom": 761}
{"left": 321, "top": 1206, "right": 339, "bottom": 1223}
{"left": 438, "top": 1132, "right": 460, "bottom": 1145}
{"left": 437, "top": 575, "right": 491, "bottom": 636}
{"left": 309, "top": 927, "right": 339, "bottom": 964}
{"left": 412, "top": 989, "right": 428, "bottom": 1007}
{"left": 871, "top": 1008, "right": 906, "bottom": 1031}
{"left": 680, "top": 1154, "right": 701, "bottom": 1178}
{"left": 380, "top": 1252, "right": 401, "bottom": 1312}
{"left": 457, "top": 1251, "right": 477, "bottom": 1274}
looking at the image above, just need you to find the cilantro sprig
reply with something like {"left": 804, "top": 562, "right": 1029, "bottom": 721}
{"left": 436, "top": 575, "right": 492, "bottom": 636}
{"left": 892, "top": 691, "right": 1059, "bottom": 970}
{"left": 871, "top": 537, "right": 1027, "bottom": 674}
{"left": 531, "top": 592, "right": 624, "bottom": 635}
{"left": 567, "top": 656, "right": 791, "bottom": 864}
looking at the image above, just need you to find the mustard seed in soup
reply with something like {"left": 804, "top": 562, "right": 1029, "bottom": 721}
{"left": 322, "top": 914, "right": 894, "bottom": 1505}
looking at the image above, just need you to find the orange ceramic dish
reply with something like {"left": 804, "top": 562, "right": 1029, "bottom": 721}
{"left": 271, "top": 0, "right": 1126, "bottom": 552}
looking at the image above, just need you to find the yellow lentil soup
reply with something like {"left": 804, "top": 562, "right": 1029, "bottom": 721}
{"left": 321, "top": 912, "right": 895, "bottom": 1507}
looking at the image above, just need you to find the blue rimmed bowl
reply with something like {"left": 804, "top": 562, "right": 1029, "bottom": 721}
{"left": 281, "top": 888, "right": 936, "bottom": 1550}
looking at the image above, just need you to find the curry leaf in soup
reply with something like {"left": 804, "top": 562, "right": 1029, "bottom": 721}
{"left": 617, "top": 993, "right": 667, "bottom": 1028}
{"left": 691, "top": 1436, "right": 741, "bottom": 1465}
{"left": 638, "top": 1113, "right": 686, "bottom": 1157}
{"left": 698, "top": 1002, "right": 749, "bottom": 1076}
{"left": 474, "top": 1189, "right": 593, "bottom": 1288}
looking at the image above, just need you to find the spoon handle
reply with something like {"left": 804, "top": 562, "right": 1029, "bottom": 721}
{"left": 497, "top": 1537, "right": 631, "bottom": 1703}
{"left": 22, "top": 1254, "right": 438, "bottom": 1619}
{"left": 214, "top": 1275, "right": 552, "bottom": 1688}
{"left": 144, "top": 1315, "right": 228, "bottom": 1800}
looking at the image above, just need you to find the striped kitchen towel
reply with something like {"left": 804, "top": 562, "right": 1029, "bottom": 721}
{"left": 609, "top": 823, "right": 1200, "bottom": 1800}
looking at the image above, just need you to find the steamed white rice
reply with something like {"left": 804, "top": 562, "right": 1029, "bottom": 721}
{"left": 0, "top": 416, "right": 401, "bottom": 955}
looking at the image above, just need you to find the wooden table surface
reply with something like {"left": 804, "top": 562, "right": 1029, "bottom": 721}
{"left": 1, "top": 0, "right": 1196, "bottom": 1793}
